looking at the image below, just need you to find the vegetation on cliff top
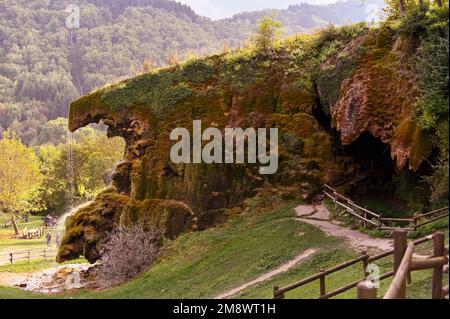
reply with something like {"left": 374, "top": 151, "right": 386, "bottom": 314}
{"left": 61, "top": 10, "right": 449, "bottom": 260}
{"left": 1, "top": 202, "right": 447, "bottom": 299}
{"left": 0, "top": 0, "right": 381, "bottom": 147}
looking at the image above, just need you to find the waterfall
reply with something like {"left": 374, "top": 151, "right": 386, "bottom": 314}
{"left": 58, "top": 133, "right": 93, "bottom": 235}
{"left": 68, "top": 29, "right": 84, "bottom": 95}
{"left": 57, "top": 201, "right": 93, "bottom": 233}
{"left": 67, "top": 131, "right": 75, "bottom": 208}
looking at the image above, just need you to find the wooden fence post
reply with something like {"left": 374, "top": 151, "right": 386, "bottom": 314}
{"left": 357, "top": 281, "right": 377, "bottom": 299}
{"left": 362, "top": 251, "right": 369, "bottom": 277}
{"left": 363, "top": 211, "right": 367, "bottom": 229}
{"left": 273, "top": 286, "right": 284, "bottom": 299}
{"left": 43, "top": 249, "right": 47, "bottom": 261}
{"left": 413, "top": 214, "right": 418, "bottom": 231}
{"left": 432, "top": 232, "right": 444, "bottom": 299}
{"left": 27, "top": 251, "right": 30, "bottom": 263}
{"left": 319, "top": 270, "right": 326, "bottom": 297}
{"left": 9, "top": 253, "right": 13, "bottom": 265}
{"left": 393, "top": 230, "right": 407, "bottom": 299}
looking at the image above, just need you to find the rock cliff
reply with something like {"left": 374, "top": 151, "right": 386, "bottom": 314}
{"left": 58, "top": 24, "right": 433, "bottom": 263}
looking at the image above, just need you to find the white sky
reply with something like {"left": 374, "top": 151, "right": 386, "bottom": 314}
{"left": 176, "top": 0, "right": 341, "bottom": 20}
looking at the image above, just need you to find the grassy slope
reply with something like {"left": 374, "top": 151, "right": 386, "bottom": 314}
{"left": 0, "top": 257, "right": 87, "bottom": 273}
{"left": 238, "top": 227, "right": 449, "bottom": 299}
{"left": 0, "top": 286, "right": 49, "bottom": 299}
{"left": 72, "top": 204, "right": 347, "bottom": 299}
{"left": 235, "top": 250, "right": 449, "bottom": 299}
{"left": 324, "top": 198, "right": 449, "bottom": 239}
{"left": 0, "top": 205, "right": 447, "bottom": 299}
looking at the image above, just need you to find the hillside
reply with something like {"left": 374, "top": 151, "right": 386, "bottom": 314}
{"left": 58, "top": 4, "right": 449, "bottom": 264}
{"left": 1, "top": 203, "right": 447, "bottom": 299}
{"left": 0, "top": 1, "right": 448, "bottom": 301}
{"left": 0, "top": 0, "right": 383, "bottom": 145}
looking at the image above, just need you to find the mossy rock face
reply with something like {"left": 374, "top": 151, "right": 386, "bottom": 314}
{"left": 391, "top": 119, "right": 432, "bottom": 171}
{"left": 60, "top": 25, "right": 433, "bottom": 263}
{"left": 121, "top": 199, "right": 196, "bottom": 239}
{"left": 58, "top": 191, "right": 197, "bottom": 263}
{"left": 320, "top": 28, "right": 426, "bottom": 171}
{"left": 57, "top": 190, "right": 129, "bottom": 263}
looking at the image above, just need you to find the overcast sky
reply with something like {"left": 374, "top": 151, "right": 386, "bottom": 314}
{"left": 176, "top": 0, "right": 341, "bottom": 20}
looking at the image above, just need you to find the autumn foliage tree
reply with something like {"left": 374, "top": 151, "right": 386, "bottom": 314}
{"left": 0, "top": 131, "right": 42, "bottom": 234}
{"left": 142, "top": 57, "right": 156, "bottom": 73}
{"left": 36, "top": 123, "right": 125, "bottom": 214}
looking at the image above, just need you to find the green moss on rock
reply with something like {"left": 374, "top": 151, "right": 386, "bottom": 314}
{"left": 61, "top": 22, "right": 434, "bottom": 263}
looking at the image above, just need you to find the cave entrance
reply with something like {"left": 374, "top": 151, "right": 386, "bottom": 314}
{"left": 312, "top": 82, "right": 332, "bottom": 130}
{"left": 340, "top": 131, "right": 411, "bottom": 217}
{"left": 344, "top": 131, "right": 394, "bottom": 184}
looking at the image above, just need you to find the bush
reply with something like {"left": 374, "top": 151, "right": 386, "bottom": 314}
{"left": 93, "top": 225, "right": 161, "bottom": 288}
{"left": 252, "top": 15, "right": 282, "bottom": 53}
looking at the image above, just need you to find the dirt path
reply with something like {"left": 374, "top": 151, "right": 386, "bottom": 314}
{"left": 0, "top": 272, "right": 31, "bottom": 287}
{"left": 295, "top": 203, "right": 393, "bottom": 251}
{"left": 214, "top": 248, "right": 317, "bottom": 299}
{"left": 214, "top": 203, "right": 394, "bottom": 299}
{"left": 0, "top": 263, "right": 91, "bottom": 293}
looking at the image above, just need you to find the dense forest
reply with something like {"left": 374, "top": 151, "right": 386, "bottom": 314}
{"left": 0, "top": 0, "right": 384, "bottom": 146}
{"left": 0, "top": 0, "right": 383, "bottom": 216}
{"left": 3, "top": 0, "right": 447, "bottom": 218}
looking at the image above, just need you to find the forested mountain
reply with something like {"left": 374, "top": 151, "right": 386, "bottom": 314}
{"left": 0, "top": 0, "right": 384, "bottom": 145}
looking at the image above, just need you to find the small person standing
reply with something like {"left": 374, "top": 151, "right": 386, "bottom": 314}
{"left": 46, "top": 232, "right": 52, "bottom": 247}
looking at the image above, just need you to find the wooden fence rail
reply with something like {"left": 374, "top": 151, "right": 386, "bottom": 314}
{"left": 273, "top": 233, "right": 439, "bottom": 299}
{"left": 357, "top": 231, "right": 449, "bottom": 299}
{"left": 0, "top": 249, "right": 57, "bottom": 265}
{"left": 323, "top": 184, "right": 448, "bottom": 231}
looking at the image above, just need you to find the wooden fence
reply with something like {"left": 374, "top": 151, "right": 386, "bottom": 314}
{"left": 360, "top": 230, "right": 449, "bottom": 299}
{"left": 273, "top": 232, "right": 442, "bottom": 299}
{"left": 0, "top": 248, "right": 57, "bottom": 265}
{"left": 323, "top": 184, "right": 449, "bottom": 231}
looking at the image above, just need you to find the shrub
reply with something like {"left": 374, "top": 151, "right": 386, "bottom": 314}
{"left": 252, "top": 14, "right": 282, "bottom": 53}
{"left": 93, "top": 225, "right": 161, "bottom": 288}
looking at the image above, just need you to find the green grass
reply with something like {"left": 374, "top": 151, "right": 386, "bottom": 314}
{"left": 71, "top": 204, "right": 346, "bottom": 299}
{"left": 0, "top": 204, "right": 447, "bottom": 300}
{"left": 0, "top": 257, "right": 87, "bottom": 273}
{"left": 0, "top": 215, "right": 60, "bottom": 251}
{"left": 354, "top": 195, "right": 409, "bottom": 218}
{"left": 0, "top": 215, "right": 42, "bottom": 231}
{"left": 235, "top": 246, "right": 448, "bottom": 299}
{"left": 0, "top": 286, "right": 50, "bottom": 299}
{"left": 324, "top": 198, "right": 448, "bottom": 239}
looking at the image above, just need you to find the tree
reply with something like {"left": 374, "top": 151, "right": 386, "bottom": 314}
{"left": 0, "top": 131, "right": 42, "bottom": 235}
{"left": 36, "top": 128, "right": 125, "bottom": 214}
{"left": 384, "top": 0, "right": 418, "bottom": 17}
{"left": 416, "top": 31, "right": 449, "bottom": 204}
{"left": 37, "top": 117, "right": 69, "bottom": 146}
{"left": 399, "top": 0, "right": 406, "bottom": 15}
{"left": 384, "top": 0, "right": 448, "bottom": 17}
{"left": 252, "top": 14, "right": 282, "bottom": 53}
{"left": 168, "top": 53, "right": 179, "bottom": 67}
{"left": 222, "top": 42, "right": 230, "bottom": 54}
{"left": 142, "top": 57, "right": 156, "bottom": 73}
{"left": 72, "top": 130, "right": 125, "bottom": 197}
